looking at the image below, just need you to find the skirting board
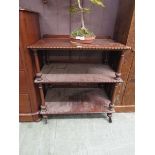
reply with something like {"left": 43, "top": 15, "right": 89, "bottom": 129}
{"left": 115, "top": 105, "right": 135, "bottom": 112}
{"left": 19, "top": 105, "right": 134, "bottom": 122}
{"left": 19, "top": 111, "right": 41, "bottom": 122}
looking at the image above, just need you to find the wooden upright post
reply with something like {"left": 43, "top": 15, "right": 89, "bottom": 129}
{"left": 33, "top": 49, "right": 48, "bottom": 123}
{"left": 115, "top": 51, "right": 125, "bottom": 80}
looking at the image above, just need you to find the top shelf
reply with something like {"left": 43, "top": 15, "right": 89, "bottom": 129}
{"left": 28, "top": 38, "right": 131, "bottom": 51}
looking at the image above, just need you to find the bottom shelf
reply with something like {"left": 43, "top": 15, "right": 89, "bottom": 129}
{"left": 42, "top": 88, "right": 114, "bottom": 115}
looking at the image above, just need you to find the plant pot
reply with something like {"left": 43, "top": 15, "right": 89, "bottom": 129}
{"left": 70, "top": 36, "right": 96, "bottom": 44}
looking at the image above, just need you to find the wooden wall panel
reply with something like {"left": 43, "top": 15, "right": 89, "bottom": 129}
{"left": 127, "top": 10, "right": 135, "bottom": 50}
{"left": 19, "top": 94, "right": 31, "bottom": 113}
{"left": 19, "top": 49, "right": 24, "bottom": 70}
{"left": 113, "top": 0, "right": 135, "bottom": 112}
{"left": 113, "top": 49, "right": 134, "bottom": 107}
{"left": 122, "top": 57, "right": 135, "bottom": 106}
{"left": 121, "top": 10, "right": 135, "bottom": 108}
{"left": 19, "top": 9, "right": 41, "bottom": 121}
{"left": 113, "top": 0, "right": 135, "bottom": 43}
{"left": 19, "top": 71, "right": 28, "bottom": 93}
{"left": 20, "top": 12, "right": 40, "bottom": 91}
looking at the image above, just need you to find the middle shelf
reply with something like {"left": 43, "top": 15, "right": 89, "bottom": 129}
{"left": 35, "top": 63, "right": 123, "bottom": 84}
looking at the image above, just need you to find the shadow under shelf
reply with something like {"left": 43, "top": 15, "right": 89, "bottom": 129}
{"left": 35, "top": 63, "right": 123, "bottom": 84}
{"left": 42, "top": 87, "right": 114, "bottom": 115}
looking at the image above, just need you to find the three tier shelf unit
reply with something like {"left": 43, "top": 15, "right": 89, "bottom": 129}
{"left": 28, "top": 36, "right": 131, "bottom": 124}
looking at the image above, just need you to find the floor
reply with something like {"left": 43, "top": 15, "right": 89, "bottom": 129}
{"left": 19, "top": 113, "right": 135, "bottom": 155}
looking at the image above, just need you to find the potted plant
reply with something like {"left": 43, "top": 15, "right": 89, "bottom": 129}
{"left": 69, "top": 0, "right": 105, "bottom": 44}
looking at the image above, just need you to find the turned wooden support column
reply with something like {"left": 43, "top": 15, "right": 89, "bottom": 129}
{"left": 33, "top": 50, "right": 43, "bottom": 81}
{"left": 109, "top": 83, "right": 119, "bottom": 110}
{"left": 38, "top": 83, "right": 46, "bottom": 108}
{"left": 115, "top": 51, "right": 125, "bottom": 80}
{"left": 33, "top": 50, "right": 47, "bottom": 123}
{"left": 38, "top": 83, "right": 48, "bottom": 123}
{"left": 33, "top": 50, "right": 40, "bottom": 72}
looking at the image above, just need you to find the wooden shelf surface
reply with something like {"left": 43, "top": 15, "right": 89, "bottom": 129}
{"left": 42, "top": 88, "right": 114, "bottom": 115}
{"left": 35, "top": 63, "right": 123, "bottom": 83}
{"left": 28, "top": 38, "right": 131, "bottom": 50}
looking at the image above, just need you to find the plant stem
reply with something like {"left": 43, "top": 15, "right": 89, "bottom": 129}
{"left": 77, "top": 0, "right": 86, "bottom": 29}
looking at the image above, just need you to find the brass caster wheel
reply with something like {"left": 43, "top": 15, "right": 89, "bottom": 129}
{"left": 107, "top": 113, "right": 112, "bottom": 123}
{"left": 109, "top": 117, "right": 112, "bottom": 123}
{"left": 43, "top": 116, "right": 48, "bottom": 124}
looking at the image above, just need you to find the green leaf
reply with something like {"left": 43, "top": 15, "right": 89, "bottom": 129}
{"left": 89, "top": 0, "right": 105, "bottom": 7}
{"left": 68, "top": 5, "right": 80, "bottom": 13}
{"left": 71, "top": 27, "right": 95, "bottom": 37}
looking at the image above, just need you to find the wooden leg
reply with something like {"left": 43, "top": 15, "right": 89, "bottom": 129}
{"left": 109, "top": 103, "right": 114, "bottom": 110}
{"left": 107, "top": 113, "right": 112, "bottom": 123}
{"left": 111, "top": 83, "right": 118, "bottom": 109}
{"left": 38, "top": 84, "right": 48, "bottom": 124}
{"left": 33, "top": 50, "right": 43, "bottom": 82}
{"left": 115, "top": 51, "right": 125, "bottom": 80}
{"left": 41, "top": 105, "right": 48, "bottom": 124}
{"left": 33, "top": 50, "right": 48, "bottom": 124}
{"left": 33, "top": 50, "right": 40, "bottom": 73}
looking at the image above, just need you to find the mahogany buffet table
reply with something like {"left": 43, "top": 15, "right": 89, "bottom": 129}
{"left": 28, "top": 37, "right": 131, "bottom": 123}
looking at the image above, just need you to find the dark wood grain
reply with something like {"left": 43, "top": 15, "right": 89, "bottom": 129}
{"left": 19, "top": 49, "right": 24, "bottom": 70}
{"left": 115, "top": 105, "right": 135, "bottom": 112}
{"left": 42, "top": 35, "right": 113, "bottom": 65}
{"left": 19, "top": 94, "right": 31, "bottom": 113}
{"left": 122, "top": 56, "right": 135, "bottom": 106}
{"left": 43, "top": 88, "right": 114, "bottom": 115}
{"left": 19, "top": 70, "right": 28, "bottom": 93}
{"left": 34, "top": 63, "right": 123, "bottom": 84}
{"left": 19, "top": 9, "right": 41, "bottom": 122}
{"left": 19, "top": 114, "right": 41, "bottom": 122}
{"left": 121, "top": 11, "right": 135, "bottom": 108}
{"left": 43, "top": 34, "right": 111, "bottom": 39}
{"left": 113, "top": 0, "right": 135, "bottom": 44}
{"left": 28, "top": 38, "right": 131, "bottom": 50}
{"left": 113, "top": 0, "right": 135, "bottom": 111}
